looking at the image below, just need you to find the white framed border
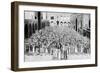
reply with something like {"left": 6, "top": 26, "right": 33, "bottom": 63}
{"left": 18, "top": 5, "right": 96, "bottom": 68}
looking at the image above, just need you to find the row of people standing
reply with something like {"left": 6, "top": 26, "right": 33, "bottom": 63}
{"left": 25, "top": 37, "right": 90, "bottom": 60}
{"left": 25, "top": 41, "right": 68, "bottom": 60}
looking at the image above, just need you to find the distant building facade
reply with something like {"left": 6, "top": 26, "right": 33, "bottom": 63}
{"left": 24, "top": 11, "right": 90, "bottom": 38}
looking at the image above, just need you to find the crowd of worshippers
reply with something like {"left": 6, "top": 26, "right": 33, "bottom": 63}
{"left": 25, "top": 40, "right": 68, "bottom": 60}
{"left": 25, "top": 39, "right": 90, "bottom": 60}
{"left": 24, "top": 26, "right": 90, "bottom": 60}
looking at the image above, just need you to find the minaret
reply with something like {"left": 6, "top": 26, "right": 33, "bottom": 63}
{"left": 37, "top": 11, "right": 41, "bottom": 30}
{"left": 75, "top": 18, "right": 77, "bottom": 31}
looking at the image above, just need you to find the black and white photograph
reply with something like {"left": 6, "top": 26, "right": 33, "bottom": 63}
{"left": 11, "top": 2, "right": 97, "bottom": 71}
{"left": 24, "top": 11, "right": 91, "bottom": 62}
